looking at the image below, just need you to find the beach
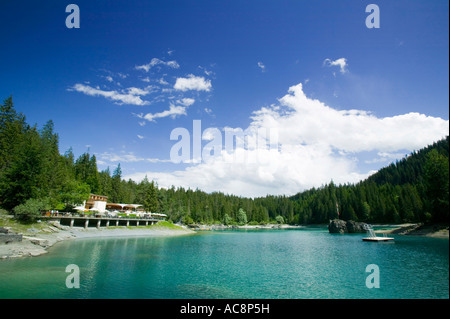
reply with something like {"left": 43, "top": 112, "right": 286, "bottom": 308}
{"left": 381, "top": 223, "right": 450, "bottom": 239}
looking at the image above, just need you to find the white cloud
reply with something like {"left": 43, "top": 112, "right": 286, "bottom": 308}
{"left": 177, "top": 98, "right": 195, "bottom": 106}
{"left": 126, "top": 87, "right": 153, "bottom": 96}
{"left": 257, "top": 61, "right": 266, "bottom": 72}
{"left": 98, "top": 152, "right": 170, "bottom": 164}
{"left": 135, "top": 104, "right": 187, "bottom": 123}
{"left": 250, "top": 83, "right": 448, "bottom": 154}
{"left": 198, "top": 65, "right": 215, "bottom": 77}
{"left": 158, "top": 77, "right": 169, "bottom": 85}
{"left": 137, "top": 135, "right": 144, "bottom": 140}
{"left": 125, "top": 82, "right": 449, "bottom": 198}
{"left": 135, "top": 58, "right": 180, "bottom": 72}
{"left": 324, "top": 58, "right": 348, "bottom": 74}
{"left": 174, "top": 75, "right": 212, "bottom": 92}
{"left": 161, "top": 88, "right": 174, "bottom": 93}
{"left": 99, "top": 152, "right": 144, "bottom": 163}
{"left": 71, "top": 61, "right": 212, "bottom": 123}
{"left": 365, "top": 151, "right": 408, "bottom": 164}
{"left": 69, "top": 83, "right": 149, "bottom": 106}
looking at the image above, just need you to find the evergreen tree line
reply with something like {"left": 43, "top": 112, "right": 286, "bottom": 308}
{"left": 0, "top": 97, "right": 91, "bottom": 216}
{"left": 290, "top": 137, "right": 449, "bottom": 224}
{"left": 1, "top": 97, "right": 448, "bottom": 224}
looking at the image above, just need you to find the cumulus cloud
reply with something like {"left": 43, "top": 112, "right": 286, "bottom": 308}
{"left": 135, "top": 58, "right": 180, "bottom": 72}
{"left": 69, "top": 83, "right": 149, "bottom": 106}
{"left": 133, "top": 97, "right": 194, "bottom": 123}
{"left": 126, "top": 86, "right": 155, "bottom": 96}
{"left": 324, "top": 58, "right": 348, "bottom": 74}
{"left": 174, "top": 75, "right": 212, "bottom": 92}
{"left": 258, "top": 83, "right": 448, "bottom": 153}
{"left": 177, "top": 98, "right": 195, "bottom": 106}
{"left": 70, "top": 60, "right": 212, "bottom": 123}
{"left": 125, "top": 82, "right": 449, "bottom": 197}
{"left": 135, "top": 104, "right": 187, "bottom": 123}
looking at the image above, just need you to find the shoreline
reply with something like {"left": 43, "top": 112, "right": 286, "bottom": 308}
{"left": 189, "top": 223, "right": 305, "bottom": 231}
{"left": 194, "top": 222, "right": 449, "bottom": 239}
{"left": 0, "top": 221, "right": 195, "bottom": 259}
{"left": 1, "top": 221, "right": 448, "bottom": 260}
{"left": 377, "top": 223, "right": 449, "bottom": 239}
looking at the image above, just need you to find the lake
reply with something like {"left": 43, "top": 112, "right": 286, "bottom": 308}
{"left": 0, "top": 228, "right": 448, "bottom": 299}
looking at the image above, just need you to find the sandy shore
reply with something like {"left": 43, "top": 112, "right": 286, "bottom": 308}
{"left": 0, "top": 222, "right": 195, "bottom": 259}
{"left": 375, "top": 223, "right": 449, "bottom": 239}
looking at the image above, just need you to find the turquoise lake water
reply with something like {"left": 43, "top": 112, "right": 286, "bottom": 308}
{"left": 0, "top": 228, "right": 448, "bottom": 299}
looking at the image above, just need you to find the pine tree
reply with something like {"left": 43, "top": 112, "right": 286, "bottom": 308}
{"left": 424, "top": 149, "right": 449, "bottom": 222}
{"left": 98, "top": 167, "right": 112, "bottom": 197}
{"left": 0, "top": 127, "right": 44, "bottom": 209}
{"left": 110, "top": 164, "right": 123, "bottom": 203}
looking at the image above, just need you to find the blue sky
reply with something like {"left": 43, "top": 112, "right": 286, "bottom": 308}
{"left": 1, "top": 0, "right": 448, "bottom": 197}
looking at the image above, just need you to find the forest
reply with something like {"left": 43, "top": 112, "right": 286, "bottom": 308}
{"left": 1, "top": 96, "right": 448, "bottom": 225}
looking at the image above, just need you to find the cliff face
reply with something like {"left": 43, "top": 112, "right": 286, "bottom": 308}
{"left": 328, "top": 219, "right": 368, "bottom": 234}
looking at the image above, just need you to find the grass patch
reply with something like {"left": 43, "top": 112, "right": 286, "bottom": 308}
{"left": 106, "top": 221, "right": 186, "bottom": 231}
{"left": 146, "top": 220, "right": 184, "bottom": 230}
{"left": 147, "top": 221, "right": 185, "bottom": 230}
{"left": 0, "top": 213, "right": 50, "bottom": 234}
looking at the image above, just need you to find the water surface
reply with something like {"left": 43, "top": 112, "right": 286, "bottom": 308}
{"left": 0, "top": 228, "right": 448, "bottom": 299}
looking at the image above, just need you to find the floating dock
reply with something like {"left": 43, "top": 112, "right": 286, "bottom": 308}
{"left": 362, "top": 224, "right": 394, "bottom": 242}
{"left": 362, "top": 236, "right": 394, "bottom": 242}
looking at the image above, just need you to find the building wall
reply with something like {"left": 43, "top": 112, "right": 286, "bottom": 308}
{"left": 93, "top": 200, "right": 107, "bottom": 213}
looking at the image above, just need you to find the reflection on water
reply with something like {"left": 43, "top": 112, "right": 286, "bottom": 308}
{"left": 0, "top": 229, "right": 448, "bottom": 299}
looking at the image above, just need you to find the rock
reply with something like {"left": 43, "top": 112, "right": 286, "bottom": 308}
{"left": 49, "top": 221, "right": 66, "bottom": 230}
{"left": 328, "top": 219, "right": 368, "bottom": 234}
{"left": 0, "top": 233, "right": 23, "bottom": 243}
{"left": 346, "top": 220, "right": 368, "bottom": 233}
{"left": 28, "top": 250, "right": 47, "bottom": 257}
{"left": 0, "top": 228, "right": 23, "bottom": 243}
{"left": 23, "top": 236, "right": 50, "bottom": 248}
{"left": 328, "top": 219, "right": 347, "bottom": 233}
{"left": 48, "top": 226, "right": 60, "bottom": 232}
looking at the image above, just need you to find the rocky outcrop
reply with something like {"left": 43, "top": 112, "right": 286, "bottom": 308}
{"left": 328, "top": 219, "right": 347, "bottom": 233}
{"left": 22, "top": 236, "right": 50, "bottom": 248}
{"left": 0, "top": 227, "right": 23, "bottom": 244}
{"left": 346, "top": 220, "right": 368, "bottom": 233}
{"left": 328, "top": 219, "right": 368, "bottom": 234}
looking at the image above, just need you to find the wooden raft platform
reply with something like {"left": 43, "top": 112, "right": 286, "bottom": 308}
{"left": 362, "top": 236, "right": 394, "bottom": 242}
